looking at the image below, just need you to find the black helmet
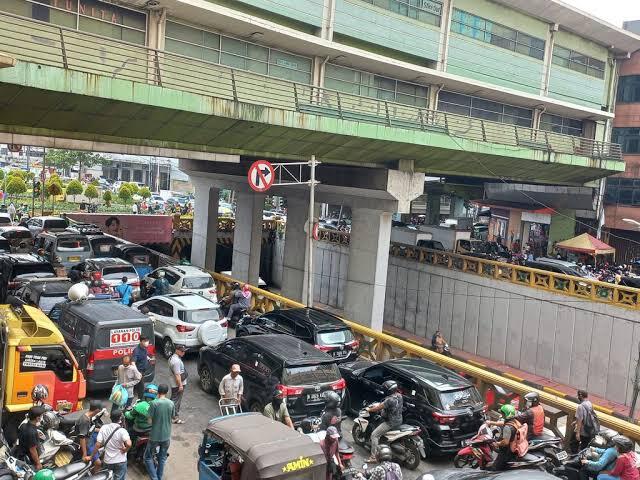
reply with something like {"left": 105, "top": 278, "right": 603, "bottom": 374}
{"left": 382, "top": 380, "right": 398, "bottom": 395}
{"left": 324, "top": 391, "right": 341, "bottom": 409}
{"left": 231, "top": 282, "right": 240, "bottom": 290}
{"left": 612, "top": 435, "right": 634, "bottom": 453}
{"left": 300, "top": 418, "right": 313, "bottom": 434}
{"left": 273, "top": 389, "right": 284, "bottom": 400}
{"left": 376, "top": 444, "right": 393, "bottom": 462}
{"left": 524, "top": 392, "right": 540, "bottom": 407}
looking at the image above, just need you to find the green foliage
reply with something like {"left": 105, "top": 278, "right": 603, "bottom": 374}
{"left": 103, "top": 190, "right": 113, "bottom": 207}
{"left": 47, "top": 149, "right": 109, "bottom": 177}
{"left": 66, "top": 179, "right": 83, "bottom": 196}
{"left": 118, "top": 184, "right": 133, "bottom": 204}
{"left": 90, "top": 178, "right": 100, "bottom": 186}
{"left": 8, "top": 169, "right": 26, "bottom": 180}
{"left": 26, "top": 171, "right": 35, "bottom": 181}
{"left": 139, "top": 186, "right": 151, "bottom": 199}
{"left": 126, "top": 182, "right": 139, "bottom": 195}
{"left": 0, "top": 170, "right": 6, "bottom": 181}
{"left": 84, "top": 184, "right": 99, "bottom": 200}
{"left": 5, "top": 177, "right": 27, "bottom": 197}
{"left": 46, "top": 177, "right": 63, "bottom": 197}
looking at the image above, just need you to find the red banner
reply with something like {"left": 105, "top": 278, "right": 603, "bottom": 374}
{"left": 68, "top": 213, "right": 173, "bottom": 244}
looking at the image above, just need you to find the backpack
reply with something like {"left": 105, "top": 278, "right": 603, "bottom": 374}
{"left": 380, "top": 463, "right": 402, "bottom": 480}
{"left": 508, "top": 419, "right": 529, "bottom": 457}
{"left": 581, "top": 402, "right": 600, "bottom": 436}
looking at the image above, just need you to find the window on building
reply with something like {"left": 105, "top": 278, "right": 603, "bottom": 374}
{"left": 120, "top": 169, "right": 131, "bottom": 182}
{"left": 450, "top": 9, "right": 545, "bottom": 60}
{"left": 617, "top": 76, "right": 640, "bottom": 103}
{"left": 133, "top": 170, "right": 142, "bottom": 183}
{"left": 437, "top": 91, "right": 533, "bottom": 127}
{"left": 605, "top": 178, "right": 640, "bottom": 206}
{"left": 324, "top": 64, "right": 428, "bottom": 107}
{"left": 539, "top": 114, "right": 584, "bottom": 137}
{"left": 552, "top": 46, "right": 606, "bottom": 79}
{"left": 165, "top": 20, "right": 312, "bottom": 84}
{"left": 612, "top": 128, "right": 640, "bottom": 154}
{"left": 2, "top": 0, "right": 146, "bottom": 44}
{"left": 359, "top": 0, "right": 442, "bottom": 27}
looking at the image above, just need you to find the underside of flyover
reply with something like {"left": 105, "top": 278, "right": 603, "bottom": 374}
{"left": 0, "top": 60, "right": 619, "bottom": 186}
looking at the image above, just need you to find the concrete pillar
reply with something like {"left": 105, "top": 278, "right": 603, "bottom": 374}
{"left": 344, "top": 208, "right": 392, "bottom": 330}
{"left": 540, "top": 23, "right": 557, "bottom": 95}
{"left": 190, "top": 181, "right": 219, "bottom": 270}
{"left": 425, "top": 192, "right": 441, "bottom": 225}
{"left": 449, "top": 195, "right": 466, "bottom": 218}
{"left": 437, "top": 0, "right": 454, "bottom": 71}
{"left": 232, "top": 191, "right": 264, "bottom": 285}
{"left": 282, "top": 198, "right": 311, "bottom": 302}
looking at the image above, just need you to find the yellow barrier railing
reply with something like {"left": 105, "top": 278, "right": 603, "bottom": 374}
{"left": 212, "top": 271, "right": 640, "bottom": 443}
{"left": 172, "top": 216, "right": 283, "bottom": 233}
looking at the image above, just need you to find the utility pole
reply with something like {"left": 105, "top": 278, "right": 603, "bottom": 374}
{"left": 306, "top": 155, "right": 317, "bottom": 308}
{"left": 40, "top": 148, "right": 46, "bottom": 216}
{"left": 629, "top": 341, "right": 640, "bottom": 418}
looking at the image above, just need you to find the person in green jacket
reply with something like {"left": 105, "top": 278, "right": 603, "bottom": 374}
{"left": 125, "top": 383, "right": 158, "bottom": 445}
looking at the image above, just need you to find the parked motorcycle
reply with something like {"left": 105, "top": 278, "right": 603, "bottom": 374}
{"left": 299, "top": 416, "right": 355, "bottom": 477}
{"left": 351, "top": 403, "right": 425, "bottom": 470}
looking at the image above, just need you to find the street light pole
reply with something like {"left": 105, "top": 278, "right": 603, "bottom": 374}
{"left": 306, "top": 155, "right": 316, "bottom": 307}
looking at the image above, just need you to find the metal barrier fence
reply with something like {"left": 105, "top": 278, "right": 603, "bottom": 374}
{"left": 0, "top": 11, "right": 622, "bottom": 161}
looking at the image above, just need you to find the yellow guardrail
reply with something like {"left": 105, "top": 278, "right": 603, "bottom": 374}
{"left": 212, "top": 271, "right": 640, "bottom": 443}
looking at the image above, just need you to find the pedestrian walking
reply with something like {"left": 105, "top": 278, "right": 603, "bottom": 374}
{"left": 95, "top": 410, "right": 131, "bottom": 480}
{"left": 574, "top": 389, "right": 600, "bottom": 452}
{"left": 7, "top": 202, "right": 16, "bottom": 222}
{"left": 168, "top": 345, "right": 187, "bottom": 424}
{"left": 116, "top": 355, "right": 141, "bottom": 408}
{"left": 114, "top": 277, "right": 132, "bottom": 306}
{"left": 132, "top": 335, "right": 153, "bottom": 400}
{"left": 218, "top": 364, "right": 243, "bottom": 403}
{"left": 144, "top": 384, "right": 175, "bottom": 480}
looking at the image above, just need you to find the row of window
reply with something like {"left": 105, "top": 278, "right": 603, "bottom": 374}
{"left": 360, "top": 0, "right": 442, "bottom": 27}
{"left": 604, "top": 185, "right": 640, "bottom": 207}
{"left": 617, "top": 76, "right": 640, "bottom": 104}
{"left": 552, "top": 46, "right": 606, "bottom": 80}
{"left": 612, "top": 128, "right": 640, "bottom": 154}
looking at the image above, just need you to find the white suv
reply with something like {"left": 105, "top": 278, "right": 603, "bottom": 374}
{"left": 142, "top": 265, "right": 217, "bottom": 301}
{"left": 132, "top": 293, "right": 227, "bottom": 358}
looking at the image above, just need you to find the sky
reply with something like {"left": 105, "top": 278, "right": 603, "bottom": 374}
{"left": 562, "top": 0, "right": 640, "bottom": 28}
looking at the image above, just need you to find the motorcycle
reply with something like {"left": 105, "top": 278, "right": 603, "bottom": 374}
{"left": 218, "top": 296, "right": 248, "bottom": 328}
{"left": 453, "top": 422, "right": 549, "bottom": 471}
{"left": 299, "top": 416, "right": 355, "bottom": 478}
{"left": 528, "top": 434, "right": 567, "bottom": 468}
{"left": 351, "top": 403, "right": 425, "bottom": 470}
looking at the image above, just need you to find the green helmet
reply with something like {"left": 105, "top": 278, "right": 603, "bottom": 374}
{"left": 33, "top": 470, "right": 56, "bottom": 480}
{"left": 499, "top": 404, "right": 516, "bottom": 420}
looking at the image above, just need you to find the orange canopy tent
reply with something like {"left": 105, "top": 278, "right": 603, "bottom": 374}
{"left": 555, "top": 233, "right": 616, "bottom": 257}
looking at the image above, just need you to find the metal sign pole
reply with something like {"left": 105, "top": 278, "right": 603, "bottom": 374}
{"left": 307, "top": 155, "right": 316, "bottom": 307}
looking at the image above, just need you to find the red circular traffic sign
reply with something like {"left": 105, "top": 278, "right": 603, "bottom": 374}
{"left": 247, "top": 160, "right": 275, "bottom": 193}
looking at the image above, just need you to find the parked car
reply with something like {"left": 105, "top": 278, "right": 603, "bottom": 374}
{"left": 111, "top": 243, "right": 153, "bottom": 278}
{"left": 86, "top": 234, "right": 118, "bottom": 258}
{"left": 416, "top": 239, "right": 446, "bottom": 251}
{"left": 0, "top": 226, "right": 34, "bottom": 253}
{"left": 198, "top": 334, "right": 345, "bottom": 424}
{"left": 148, "top": 195, "right": 165, "bottom": 208}
{"left": 132, "top": 293, "right": 227, "bottom": 358}
{"left": 525, "top": 257, "right": 587, "bottom": 278}
{"left": 33, "top": 231, "right": 93, "bottom": 271}
{"left": 25, "top": 216, "right": 69, "bottom": 237}
{"left": 340, "top": 357, "right": 486, "bottom": 457}
{"left": 142, "top": 265, "right": 217, "bottom": 301}
{"left": 0, "top": 213, "right": 13, "bottom": 226}
{"left": 48, "top": 299, "right": 155, "bottom": 392}
{"left": 236, "top": 307, "right": 358, "bottom": 362}
{"left": 70, "top": 258, "right": 140, "bottom": 299}
{"left": 0, "top": 253, "right": 57, "bottom": 300}
{"left": 15, "top": 278, "right": 73, "bottom": 314}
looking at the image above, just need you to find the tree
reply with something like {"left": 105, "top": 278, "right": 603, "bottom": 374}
{"left": 103, "top": 190, "right": 113, "bottom": 207}
{"left": 84, "top": 184, "right": 99, "bottom": 202}
{"left": 90, "top": 178, "right": 100, "bottom": 186}
{"left": 46, "top": 149, "right": 109, "bottom": 179}
{"left": 8, "top": 169, "right": 26, "bottom": 181}
{"left": 118, "top": 184, "right": 133, "bottom": 204}
{"left": 46, "top": 177, "right": 63, "bottom": 212}
{"left": 139, "top": 186, "right": 151, "bottom": 199}
{"left": 0, "top": 170, "right": 6, "bottom": 181}
{"left": 127, "top": 182, "right": 140, "bottom": 195}
{"left": 5, "top": 177, "right": 26, "bottom": 200}
{"left": 66, "top": 179, "right": 83, "bottom": 199}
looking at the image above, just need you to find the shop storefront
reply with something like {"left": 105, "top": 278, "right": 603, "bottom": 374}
{"left": 2, "top": 0, "right": 146, "bottom": 44}
{"left": 521, "top": 210, "right": 551, "bottom": 258}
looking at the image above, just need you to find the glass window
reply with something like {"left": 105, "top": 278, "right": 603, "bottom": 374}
{"left": 183, "top": 276, "right": 213, "bottom": 289}
{"left": 101, "top": 265, "right": 137, "bottom": 280}
{"left": 612, "top": 128, "right": 640, "bottom": 154}
{"left": 282, "top": 363, "right": 341, "bottom": 385}
{"left": 540, "top": 113, "right": 584, "bottom": 137}
{"left": 451, "top": 9, "right": 545, "bottom": 60}
{"left": 360, "top": 0, "right": 441, "bottom": 26}
{"left": 438, "top": 387, "right": 483, "bottom": 411}
{"left": 19, "top": 346, "right": 74, "bottom": 382}
{"left": 552, "top": 45, "right": 605, "bottom": 79}
{"left": 438, "top": 90, "right": 533, "bottom": 127}
{"left": 316, "top": 329, "right": 355, "bottom": 346}
{"left": 617, "top": 76, "right": 640, "bottom": 103}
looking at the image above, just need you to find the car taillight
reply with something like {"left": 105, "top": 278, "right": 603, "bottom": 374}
{"left": 313, "top": 344, "right": 333, "bottom": 352}
{"left": 331, "top": 378, "right": 346, "bottom": 391}
{"left": 176, "top": 325, "right": 195, "bottom": 333}
{"left": 219, "top": 320, "right": 228, "bottom": 328}
{"left": 347, "top": 339, "right": 360, "bottom": 350}
{"left": 277, "top": 384, "right": 304, "bottom": 397}
{"left": 433, "top": 412, "right": 456, "bottom": 425}
{"left": 86, "top": 354, "right": 95, "bottom": 373}
{"left": 341, "top": 453, "right": 353, "bottom": 460}
{"left": 8, "top": 282, "right": 19, "bottom": 290}
{"left": 131, "top": 281, "right": 140, "bottom": 287}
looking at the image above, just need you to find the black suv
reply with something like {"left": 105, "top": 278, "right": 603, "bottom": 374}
{"left": 198, "top": 334, "right": 346, "bottom": 424}
{"left": 0, "top": 253, "right": 57, "bottom": 300}
{"left": 235, "top": 308, "right": 359, "bottom": 362}
{"left": 340, "top": 358, "right": 485, "bottom": 457}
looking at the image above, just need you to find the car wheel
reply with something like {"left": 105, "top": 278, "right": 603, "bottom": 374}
{"left": 403, "top": 440, "right": 421, "bottom": 470}
{"left": 351, "top": 423, "right": 367, "bottom": 447}
{"left": 199, "top": 365, "right": 214, "bottom": 394}
{"left": 162, "top": 337, "right": 175, "bottom": 359}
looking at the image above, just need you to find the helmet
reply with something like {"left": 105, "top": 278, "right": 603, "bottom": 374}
{"left": 33, "top": 470, "right": 56, "bottom": 480}
{"left": 524, "top": 392, "right": 540, "bottom": 408}
{"left": 300, "top": 418, "right": 313, "bottom": 434}
{"left": 600, "top": 430, "right": 618, "bottom": 447}
{"left": 231, "top": 282, "right": 240, "bottom": 290}
{"left": 499, "top": 404, "right": 516, "bottom": 420}
{"left": 324, "top": 391, "right": 341, "bottom": 409}
{"left": 32, "top": 384, "right": 49, "bottom": 403}
{"left": 143, "top": 384, "right": 158, "bottom": 400}
{"left": 382, "top": 380, "right": 398, "bottom": 395}
{"left": 376, "top": 445, "right": 393, "bottom": 462}
{"left": 273, "top": 389, "right": 284, "bottom": 400}
{"left": 612, "top": 435, "right": 634, "bottom": 453}
{"left": 68, "top": 282, "right": 89, "bottom": 302}
{"left": 40, "top": 411, "right": 60, "bottom": 430}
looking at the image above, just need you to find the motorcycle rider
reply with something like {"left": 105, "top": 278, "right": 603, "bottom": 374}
{"left": 80, "top": 400, "right": 104, "bottom": 463}
{"left": 517, "top": 392, "right": 545, "bottom": 439}
{"left": 14, "top": 405, "right": 46, "bottom": 471}
{"left": 365, "top": 380, "right": 403, "bottom": 463}
{"left": 360, "top": 445, "right": 403, "bottom": 480}
{"left": 575, "top": 431, "right": 619, "bottom": 480}
{"left": 598, "top": 436, "right": 639, "bottom": 480}
{"left": 124, "top": 383, "right": 158, "bottom": 445}
{"left": 491, "top": 404, "right": 527, "bottom": 471}
{"left": 320, "top": 391, "right": 342, "bottom": 432}
{"left": 222, "top": 283, "right": 251, "bottom": 322}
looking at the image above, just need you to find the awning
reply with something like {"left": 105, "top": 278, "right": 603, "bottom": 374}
{"left": 556, "top": 233, "right": 616, "bottom": 256}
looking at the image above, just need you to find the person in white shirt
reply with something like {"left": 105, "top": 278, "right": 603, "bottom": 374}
{"left": 95, "top": 410, "right": 131, "bottom": 480}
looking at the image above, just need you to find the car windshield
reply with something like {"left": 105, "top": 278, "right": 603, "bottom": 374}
{"left": 283, "top": 363, "right": 341, "bottom": 385}
{"left": 91, "top": 239, "right": 116, "bottom": 255}
{"left": 180, "top": 308, "right": 221, "bottom": 324}
{"left": 439, "top": 387, "right": 482, "bottom": 411}
{"left": 183, "top": 276, "right": 213, "bottom": 289}
{"left": 45, "top": 219, "right": 69, "bottom": 229}
{"left": 3, "top": 230, "right": 32, "bottom": 240}
{"left": 102, "top": 266, "right": 137, "bottom": 280}
{"left": 13, "top": 264, "right": 56, "bottom": 279}
{"left": 57, "top": 236, "right": 91, "bottom": 252}
{"left": 316, "top": 328, "right": 354, "bottom": 346}
{"left": 0, "top": 217, "right": 11, "bottom": 225}
{"left": 39, "top": 294, "right": 67, "bottom": 313}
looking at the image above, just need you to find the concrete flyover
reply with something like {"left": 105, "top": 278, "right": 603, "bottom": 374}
{"left": 0, "top": 11, "right": 624, "bottom": 185}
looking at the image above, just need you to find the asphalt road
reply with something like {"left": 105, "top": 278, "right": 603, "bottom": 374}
{"left": 111, "top": 353, "right": 454, "bottom": 480}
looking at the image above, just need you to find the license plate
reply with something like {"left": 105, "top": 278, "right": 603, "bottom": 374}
{"left": 556, "top": 451, "right": 568, "bottom": 461}
{"left": 306, "top": 392, "right": 324, "bottom": 403}
{"left": 68, "top": 256, "right": 80, "bottom": 262}
{"left": 331, "top": 349, "right": 348, "bottom": 358}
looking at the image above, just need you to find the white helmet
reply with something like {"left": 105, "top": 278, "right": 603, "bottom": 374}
{"left": 68, "top": 283, "right": 89, "bottom": 303}
{"left": 158, "top": 271, "right": 165, "bottom": 278}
